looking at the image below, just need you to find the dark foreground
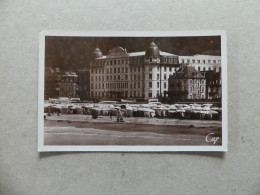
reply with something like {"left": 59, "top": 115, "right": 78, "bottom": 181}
{"left": 44, "top": 115, "right": 222, "bottom": 146}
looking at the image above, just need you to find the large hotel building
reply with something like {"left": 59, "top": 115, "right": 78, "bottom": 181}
{"left": 89, "top": 41, "right": 180, "bottom": 99}
{"left": 88, "top": 41, "right": 221, "bottom": 100}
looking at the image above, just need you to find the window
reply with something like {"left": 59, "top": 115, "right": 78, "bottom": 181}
{"left": 150, "top": 58, "right": 152, "bottom": 62}
{"left": 149, "top": 67, "right": 152, "bottom": 72}
{"left": 118, "top": 75, "right": 120, "bottom": 80}
{"left": 192, "top": 59, "right": 195, "bottom": 63}
{"left": 126, "top": 75, "right": 128, "bottom": 80}
{"left": 122, "top": 68, "right": 124, "bottom": 73}
{"left": 208, "top": 60, "right": 211, "bottom": 63}
{"left": 149, "top": 93, "right": 152, "bottom": 98}
{"left": 190, "top": 80, "right": 193, "bottom": 84}
{"left": 203, "top": 60, "right": 205, "bottom": 63}
{"left": 149, "top": 82, "right": 152, "bottom": 88}
{"left": 125, "top": 68, "right": 128, "bottom": 73}
{"left": 198, "top": 67, "right": 200, "bottom": 71}
{"left": 187, "top": 59, "right": 190, "bottom": 64}
{"left": 197, "top": 60, "right": 200, "bottom": 63}
{"left": 170, "top": 67, "right": 172, "bottom": 71}
{"left": 164, "top": 74, "right": 166, "bottom": 80}
{"left": 138, "top": 67, "right": 140, "bottom": 72}
{"left": 118, "top": 68, "right": 120, "bottom": 73}
{"left": 164, "top": 82, "right": 167, "bottom": 89}
{"left": 114, "top": 68, "right": 116, "bottom": 73}
{"left": 213, "top": 60, "right": 216, "bottom": 64}
{"left": 203, "top": 67, "right": 206, "bottom": 71}
{"left": 138, "top": 82, "right": 140, "bottom": 88}
{"left": 114, "top": 60, "right": 116, "bottom": 65}
{"left": 149, "top": 74, "right": 152, "bottom": 79}
{"left": 157, "top": 66, "right": 160, "bottom": 71}
{"left": 157, "top": 74, "right": 160, "bottom": 80}
{"left": 157, "top": 82, "right": 159, "bottom": 88}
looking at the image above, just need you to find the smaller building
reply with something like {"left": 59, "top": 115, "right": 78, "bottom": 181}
{"left": 59, "top": 71, "right": 78, "bottom": 98}
{"left": 205, "top": 71, "right": 222, "bottom": 99}
{"left": 179, "top": 55, "right": 221, "bottom": 73}
{"left": 77, "top": 69, "right": 90, "bottom": 100}
{"left": 168, "top": 65, "right": 206, "bottom": 102}
{"left": 44, "top": 67, "right": 61, "bottom": 100}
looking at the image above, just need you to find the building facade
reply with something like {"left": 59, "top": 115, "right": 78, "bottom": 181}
{"left": 168, "top": 65, "right": 206, "bottom": 102}
{"left": 59, "top": 71, "right": 78, "bottom": 98}
{"left": 89, "top": 41, "right": 180, "bottom": 100}
{"left": 205, "top": 71, "right": 222, "bottom": 99}
{"left": 77, "top": 69, "right": 90, "bottom": 100}
{"left": 44, "top": 67, "right": 61, "bottom": 100}
{"left": 179, "top": 55, "right": 221, "bottom": 73}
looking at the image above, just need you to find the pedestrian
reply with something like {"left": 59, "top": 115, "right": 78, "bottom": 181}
{"left": 116, "top": 108, "right": 123, "bottom": 122}
{"left": 109, "top": 110, "right": 112, "bottom": 120}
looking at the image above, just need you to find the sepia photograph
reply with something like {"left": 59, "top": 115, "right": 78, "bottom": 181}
{"left": 38, "top": 31, "right": 227, "bottom": 151}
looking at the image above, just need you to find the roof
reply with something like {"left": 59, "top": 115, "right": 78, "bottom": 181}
{"left": 145, "top": 41, "right": 160, "bottom": 57}
{"left": 160, "top": 51, "right": 177, "bottom": 56}
{"left": 92, "top": 47, "right": 103, "bottom": 59}
{"left": 128, "top": 51, "right": 145, "bottom": 56}
{"left": 63, "top": 71, "right": 78, "bottom": 77}
{"left": 174, "top": 65, "right": 205, "bottom": 79}
{"left": 96, "top": 50, "right": 177, "bottom": 59}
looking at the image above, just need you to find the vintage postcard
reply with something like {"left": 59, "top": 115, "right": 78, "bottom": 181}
{"left": 38, "top": 31, "right": 227, "bottom": 152}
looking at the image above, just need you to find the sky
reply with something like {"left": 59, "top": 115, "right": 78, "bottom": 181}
{"left": 45, "top": 36, "right": 221, "bottom": 71}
